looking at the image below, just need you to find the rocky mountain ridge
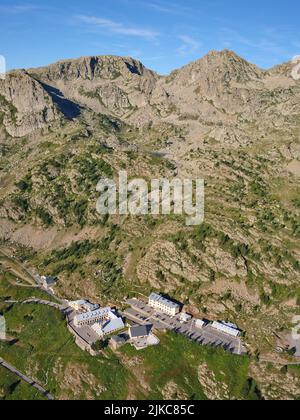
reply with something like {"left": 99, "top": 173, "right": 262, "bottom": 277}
{"left": 0, "top": 50, "right": 299, "bottom": 140}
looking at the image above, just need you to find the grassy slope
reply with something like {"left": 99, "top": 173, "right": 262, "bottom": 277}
{"left": 120, "top": 332, "right": 259, "bottom": 400}
{"left": 0, "top": 299, "right": 130, "bottom": 400}
{"left": 0, "top": 368, "right": 46, "bottom": 400}
{"left": 0, "top": 272, "right": 58, "bottom": 303}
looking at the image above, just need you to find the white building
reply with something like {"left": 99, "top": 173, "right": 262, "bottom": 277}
{"left": 92, "top": 318, "right": 125, "bottom": 338}
{"left": 35, "top": 275, "right": 57, "bottom": 290}
{"left": 211, "top": 321, "right": 240, "bottom": 337}
{"left": 195, "top": 319, "right": 205, "bottom": 329}
{"left": 69, "top": 300, "right": 100, "bottom": 313}
{"left": 149, "top": 293, "right": 181, "bottom": 317}
{"left": 74, "top": 307, "right": 111, "bottom": 327}
{"left": 179, "top": 313, "right": 192, "bottom": 323}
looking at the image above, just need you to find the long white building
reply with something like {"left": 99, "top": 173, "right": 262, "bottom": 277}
{"left": 211, "top": 321, "right": 240, "bottom": 337}
{"left": 74, "top": 307, "right": 111, "bottom": 327}
{"left": 149, "top": 293, "right": 181, "bottom": 317}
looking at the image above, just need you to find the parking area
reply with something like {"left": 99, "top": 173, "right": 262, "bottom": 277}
{"left": 124, "top": 298, "right": 246, "bottom": 355}
{"left": 122, "top": 307, "right": 167, "bottom": 330}
{"left": 176, "top": 324, "right": 243, "bottom": 354}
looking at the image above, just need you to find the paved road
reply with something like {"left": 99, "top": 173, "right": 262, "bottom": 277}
{"left": 36, "top": 286, "right": 67, "bottom": 306}
{"left": 0, "top": 247, "right": 66, "bottom": 306}
{"left": 0, "top": 248, "right": 36, "bottom": 286}
{"left": 4, "top": 298, "right": 66, "bottom": 312}
{"left": 22, "top": 298, "right": 65, "bottom": 311}
{"left": 0, "top": 357, "right": 54, "bottom": 400}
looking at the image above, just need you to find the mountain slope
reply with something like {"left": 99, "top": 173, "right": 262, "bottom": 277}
{"left": 0, "top": 51, "right": 300, "bottom": 400}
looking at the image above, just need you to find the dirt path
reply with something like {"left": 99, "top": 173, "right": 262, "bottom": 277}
{"left": 0, "top": 248, "right": 36, "bottom": 286}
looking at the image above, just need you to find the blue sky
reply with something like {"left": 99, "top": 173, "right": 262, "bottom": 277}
{"left": 0, "top": 0, "right": 299, "bottom": 74}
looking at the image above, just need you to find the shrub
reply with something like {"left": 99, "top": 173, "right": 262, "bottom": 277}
{"left": 35, "top": 207, "right": 53, "bottom": 227}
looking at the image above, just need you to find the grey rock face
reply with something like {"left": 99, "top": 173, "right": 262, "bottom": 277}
{"left": 0, "top": 70, "right": 60, "bottom": 137}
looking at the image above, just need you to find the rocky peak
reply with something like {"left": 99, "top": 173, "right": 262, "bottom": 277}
{"left": 167, "top": 49, "right": 263, "bottom": 88}
{"left": 29, "top": 55, "right": 158, "bottom": 83}
{"left": 0, "top": 70, "right": 60, "bottom": 138}
{"left": 156, "top": 50, "right": 268, "bottom": 120}
{"left": 27, "top": 55, "right": 159, "bottom": 123}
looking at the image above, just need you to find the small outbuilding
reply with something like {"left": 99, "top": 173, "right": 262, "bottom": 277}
{"left": 179, "top": 313, "right": 192, "bottom": 323}
{"left": 36, "top": 275, "right": 57, "bottom": 290}
{"left": 110, "top": 335, "right": 126, "bottom": 350}
{"left": 195, "top": 319, "right": 205, "bottom": 329}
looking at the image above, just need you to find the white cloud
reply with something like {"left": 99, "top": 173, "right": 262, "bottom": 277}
{"left": 76, "top": 15, "right": 159, "bottom": 40}
{"left": 220, "top": 27, "right": 291, "bottom": 57}
{"left": 0, "top": 4, "right": 39, "bottom": 14}
{"left": 145, "top": 1, "right": 192, "bottom": 15}
{"left": 177, "top": 35, "right": 201, "bottom": 56}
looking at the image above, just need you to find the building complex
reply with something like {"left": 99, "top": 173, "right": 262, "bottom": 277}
{"left": 72, "top": 304, "right": 125, "bottom": 339}
{"left": 67, "top": 290, "right": 243, "bottom": 356}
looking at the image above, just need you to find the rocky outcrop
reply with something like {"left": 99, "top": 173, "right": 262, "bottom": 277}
{"left": 30, "top": 55, "right": 156, "bottom": 82}
{"left": 156, "top": 50, "right": 300, "bottom": 125}
{"left": 0, "top": 70, "right": 60, "bottom": 137}
{"left": 29, "top": 56, "right": 159, "bottom": 123}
